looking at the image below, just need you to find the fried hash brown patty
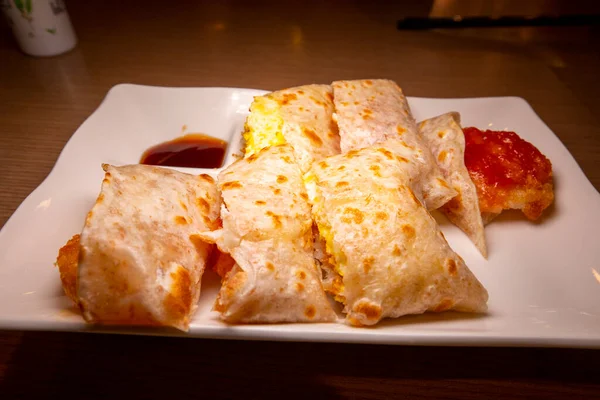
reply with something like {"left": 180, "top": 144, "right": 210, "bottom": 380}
{"left": 56, "top": 234, "right": 80, "bottom": 305}
{"left": 463, "top": 127, "right": 554, "bottom": 221}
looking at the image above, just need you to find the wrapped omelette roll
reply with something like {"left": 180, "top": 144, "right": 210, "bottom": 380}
{"left": 198, "top": 144, "right": 336, "bottom": 323}
{"left": 244, "top": 84, "right": 340, "bottom": 173}
{"left": 419, "top": 112, "right": 487, "bottom": 257}
{"left": 305, "top": 140, "right": 488, "bottom": 326}
{"left": 77, "top": 164, "right": 220, "bottom": 331}
{"left": 331, "top": 79, "right": 456, "bottom": 210}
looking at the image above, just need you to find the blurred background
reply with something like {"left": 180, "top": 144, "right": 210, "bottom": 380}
{"left": 1, "top": 1, "right": 598, "bottom": 104}
{"left": 2, "top": 0, "right": 599, "bottom": 110}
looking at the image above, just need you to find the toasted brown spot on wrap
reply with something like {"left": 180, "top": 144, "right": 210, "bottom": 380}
{"left": 199, "top": 174, "right": 215, "bottom": 183}
{"left": 354, "top": 301, "right": 382, "bottom": 320}
{"left": 174, "top": 216, "right": 188, "bottom": 225}
{"left": 304, "top": 305, "right": 316, "bottom": 319}
{"left": 341, "top": 207, "right": 364, "bottom": 224}
{"left": 302, "top": 128, "right": 323, "bottom": 146}
{"left": 222, "top": 181, "right": 242, "bottom": 190}
{"left": 362, "top": 256, "right": 375, "bottom": 273}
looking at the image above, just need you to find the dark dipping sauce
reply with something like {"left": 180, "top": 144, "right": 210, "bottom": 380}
{"left": 140, "top": 133, "right": 227, "bottom": 168}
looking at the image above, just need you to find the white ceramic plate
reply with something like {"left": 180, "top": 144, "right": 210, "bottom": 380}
{"left": 1, "top": 84, "right": 600, "bottom": 348}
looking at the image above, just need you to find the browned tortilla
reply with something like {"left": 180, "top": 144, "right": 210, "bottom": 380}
{"left": 77, "top": 164, "right": 220, "bottom": 331}
{"left": 198, "top": 145, "right": 337, "bottom": 323}
{"left": 331, "top": 79, "right": 456, "bottom": 210}
{"left": 305, "top": 139, "right": 489, "bottom": 326}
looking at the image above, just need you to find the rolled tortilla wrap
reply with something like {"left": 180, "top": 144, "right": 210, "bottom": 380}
{"left": 199, "top": 144, "right": 337, "bottom": 323}
{"left": 243, "top": 84, "right": 340, "bottom": 173}
{"left": 331, "top": 79, "right": 457, "bottom": 210}
{"left": 419, "top": 112, "right": 487, "bottom": 257}
{"left": 305, "top": 140, "right": 489, "bottom": 326}
{"left": 77, "top": 164, "right": 220, "bottom": 331}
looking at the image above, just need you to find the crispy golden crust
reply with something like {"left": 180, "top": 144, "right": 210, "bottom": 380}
{"left": 55, "top": 234, "right": 80, "bottom": 305}
{"left": 475, "top": 181, "right": 555, "bottom": 221}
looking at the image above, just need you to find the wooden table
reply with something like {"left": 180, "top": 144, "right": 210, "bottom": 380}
{"left": 1, "top": 1, "right": 599, "bottom": 398}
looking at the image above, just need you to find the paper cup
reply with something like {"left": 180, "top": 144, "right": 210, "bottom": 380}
{"left": 1, "top": 0, "right": 77, "bottom": 57}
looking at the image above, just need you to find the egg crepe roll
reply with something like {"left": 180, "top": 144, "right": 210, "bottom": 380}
{"left": 198, "top": 144, "right": 337, "bottom": 323}
{"left": 243, "top": 84, "right": 340, "bottom": 173}
{"left": 77, "top": 164, "right": 220, "bottom": 331}
{"left": 304, "top": 141, "right": 489, "bottom": 326}
{"left": 419, "top": 112, "right": 487, "bottom": 257}
{"left": 331, "top": 79, "right": 456, "bottom": 210}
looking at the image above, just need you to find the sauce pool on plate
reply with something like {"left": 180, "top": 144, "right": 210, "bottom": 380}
{"left": 140, "top": 133, "right": 227, "bottom": 168}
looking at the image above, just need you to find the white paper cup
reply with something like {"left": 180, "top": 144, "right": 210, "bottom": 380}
{"left": 1, "top": 0, "right": 77, "bottom": 57}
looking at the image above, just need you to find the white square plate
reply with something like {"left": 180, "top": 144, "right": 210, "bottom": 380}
{"left": 1, "top": 84, "right": 600, "bottom": 347}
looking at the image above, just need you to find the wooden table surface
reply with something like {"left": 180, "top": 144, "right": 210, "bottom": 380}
{"left": 1, "top": 1, "right": 599, "bottom": 398}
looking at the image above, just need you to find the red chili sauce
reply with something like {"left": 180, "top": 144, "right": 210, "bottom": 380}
{"left": 463, "top": 127, "right": 552, "bottom": 190}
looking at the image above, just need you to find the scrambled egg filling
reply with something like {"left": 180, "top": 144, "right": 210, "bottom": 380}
{"left": 243, "top": 96, "right": 286, "bottom": 156}
{"left": 316, "top": 220, "right": 346, "bottom": 303}
{"left": 303, "top": 173, "right": 346, "bottom": 303}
